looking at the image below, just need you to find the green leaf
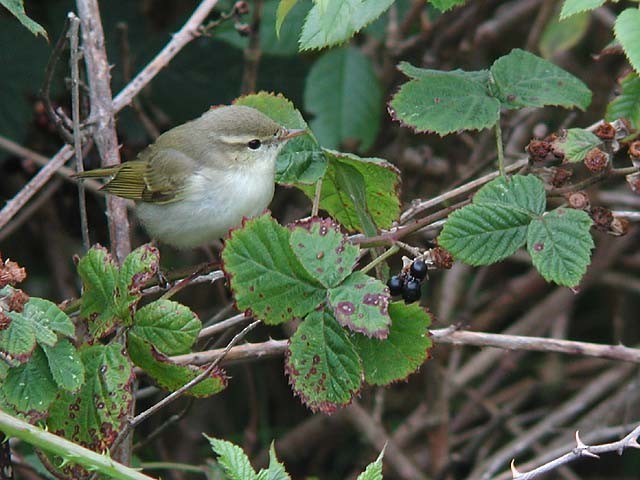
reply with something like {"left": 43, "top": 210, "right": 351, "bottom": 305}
{"left": 614, "top": 8, "right": 640, "bottom": 73}
{"left": 353, "top": 302, "right": 432, "bottom": 385}
{"left": 0, "top": 0, "right": 47, "bottom": 39}
{"left": 221, "top": 214, "right": 325, "bottom": 324}
{"left": 285, "top": 309, "right": 362, "bottom": 413}
{"left": 47, "top": 344, "right": 133, "bottom": 473}
{"left": 438, "top": 175, "right": 546, "bottom": 265}
{"left": 551, "top": 128, "right": 602, "bottom": 163}
{"left": 234, "top": 92, "right": 327, "bottom": 185}
{"left": 539, "top": 12, "right": 590, "bottom": 59}
{"left": 304, "top": 47, "right": 383, "bottom": 152}
{"left": 131, "top": 300, "right": 200, "bottom": 356}
{"left": 0, "top": 311, "right": 37, "bottom": 362}
{"left": 490, "top": 49, "right": 592, "bottom": 110}
{"left": 559, "top": 0, "right": 605, "bottom": 20}
{"left": 300, "top": 150, "right": 401, "bottom": 232}
{"left": 299, "top": 0, "right": 394, "bottom": 50}
{"left": 328, "top": 271, "right": 391, "bottom": 338}
{"left": 115, "top": 244, "right": 160, "bottom": 320}
{"left": 357, "top": 447, "right": 385, "bottom": 480}
{"left": 276, "top": 0, "right": 299, "bottom": 37}
{"left": 41, "top": 339, "right": 85, "bottom": 392}
{"left": 207, "top": 437, "right": 258, "bottom": 480}
{"left": 289, "top": 217, "right": 360, "bottom": 288}
{"left": 2, "top": 347, "right": 56, "bottom": 418}
{"left": 527, "top": 208, "right": 594, "bottom": 287}
{"left": 128, "top": 333, "right": 227, "bottom": 397}
{"left": 606, "top": 72, "right": 640, "bottom": 129}
{"left": 259, "top": 443, "right": 291, "bottom": 480}
{"left": 389, "top": 65, "right": 500, "bottom": 135}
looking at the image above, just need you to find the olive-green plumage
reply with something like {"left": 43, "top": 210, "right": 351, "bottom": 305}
{"left": 76, "top": 105, "right": 305, "bottom": 248}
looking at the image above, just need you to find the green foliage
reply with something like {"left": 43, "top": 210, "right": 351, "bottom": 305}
{"left": 0, "top": 0, "right": 47, "bottom": 39}
{"left": 78, "top": 245, "right": 159, "bottom": 339}
{"left": 41, "top": 340, "right": 84, "bottom": 392}
{"left": 299, "top": 0, "right": 395, "bottom": 51}
{"left": 357, "top": 447, "right": 385, "bottom": 480}
{"left": 353, "top": 302, "right": 432, "bottom": 385}
{"left": 391, "top": 49, "right": 591, "bottom": 136}
{"left": 560, "top": 0, "right": 606, "bottom": 20}
{"left": 127, "top": 333, "right": 227, "bottom": 397}
{"left": 304, "top": 46, "right": 382, "bottom": 152}
{"left": 606, "top": 72, "right": 640, "bottom": 129}
{"left": 439, "top": 175, "right": 594, "bottom": 287}
{"left": 551, "top": 128, "right": 602, "bottom": 163}
{"left": 429, "top": 0, "right": 467, "bottom": 12}
{"left": 285, "top": 309, "right": 362, "bottom": 413}
{"left": 539, "top": 12, "right": 590, "bottom": 59}
{"left": 614, "top": 8, "right": 640, "bottom": 74}
{"left": 276, "top": 0, "right": 300, "bottom": 37}
{"left": 527, "top": 208, "right": 594, "bottom": 287}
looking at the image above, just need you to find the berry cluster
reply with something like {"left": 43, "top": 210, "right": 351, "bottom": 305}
{"left": 387, "top": 259, "right": 428, "bottom": 304}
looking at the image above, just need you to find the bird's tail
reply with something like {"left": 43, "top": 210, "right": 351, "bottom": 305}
{"left": 73, "top": 165, "right": 120, "bottom": 179}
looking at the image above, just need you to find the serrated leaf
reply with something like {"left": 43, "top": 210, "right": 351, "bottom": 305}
{"left": 115, "top": 244, "right": 159, "bottom": 320}
{"left": 2, "top": 347, "right": 56, "bottom": 418}
{"left": 559, "top": 0, "right": 605, "bottom": 20}
{"left": 328, "top": 271, "right": 390, "bottom": 338}
{"left": 527, "top": 208, "right": 594, "bottom": 287}
{"left": 299, "top": 0, "right": 394, "bottom": 51}
{"left": 0, "top": 311, "right": 37, "bottom": 361}
{"left": 389, "top": 65, "right": 500, "bottom": 135}
{"left": 234, "top": 92, "right": 327, "bottom": 185}
{"left": 207, "top": 437, "right": 258, "bottom": 480}
{"left": 47, "top": 344, "right": 133, "bottom": 477}
{"left": 41, "top": 339, "right": 84, "bottom": 392}
{"left": 357, "top": 447, "right": 385, "bottom": 480}
{"left": 259, "top": 443, "right": 291, "bottom": 480}
{"left": 222, "top": 214, "right": 325, "bottom": 324}
{"left": 304, "top": 47, "right": 382, "bottom": 152}
{"left": 490, "top": 49, "right": 591, "bottom": 110}
{"left": 614, "top": 8, "right": 640, "bottom": 73}
{"left": 439, "top": 175, "right": 546, "bottom": 265}
{"left": 276, "top": 0, "right": 299, "bottom": 37}
{"left": 0, "top": 0, "right": 48, "bottom": 39}
{"left": 353, "top": 302, "right": 432, "bottom": 385}
{"left": 539, "top": 12, "right": 590, "bottom": 59}
{"left": 289, "top": 217, "right": 359, "bottom": 288}
{"left": 300, "top": 150, "right": 401, "bottom": 232}
{"left": 131, "top": 300, "right": 200, "bottom": 356}
{"left": 128, "top": 333, "right": 227, "bottom": 397}
{"left": 398, "top": 62, "right": 490, "bottom": 83}
{"left": 606, "top": 72, "right": 640, "bottom": 129}
{"left": 285, "top": 309, "right": 362, "bottom": 413}
{"left": 551, "top": 128, "right": 602, "bottom": 163}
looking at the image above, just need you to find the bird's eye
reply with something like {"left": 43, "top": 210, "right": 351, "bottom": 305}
{"left": 248, "top": 139, "right": 262, "bottom": 150}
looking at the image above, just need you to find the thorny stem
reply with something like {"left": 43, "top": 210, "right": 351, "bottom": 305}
{"left": 496, "top": 120, "right": 506, "bottom": 177}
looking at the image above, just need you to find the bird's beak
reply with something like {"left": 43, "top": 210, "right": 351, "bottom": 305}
{"left": 279, "top": 128, "right": 306, "bottom": 141}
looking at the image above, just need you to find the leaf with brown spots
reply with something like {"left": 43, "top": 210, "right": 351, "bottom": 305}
{"left": 285, "top": 309, "right": 362, "bottom": 413}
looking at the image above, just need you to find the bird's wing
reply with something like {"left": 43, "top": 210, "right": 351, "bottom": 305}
{"left": 102, "top": 147, "right": 196, "bottom": 204}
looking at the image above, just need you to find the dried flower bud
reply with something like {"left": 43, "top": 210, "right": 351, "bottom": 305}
{"left": 629, "top": 140, "right": 640, "bottom": 163}
{"left": 430, "top": 246, "right": 454, "bottom": 270}
{"left": 0, "top": 256, "right": 27, "bottom": 288}
{"left": 527, "top": 139, "right": 556, "bottom": 164}
{"left": 594, "top": 122, "right": 616, "bottom": 140}
{"left": 609, "top": 216, "right": 630, "bottom": 236}
{"left": 550, "top": 167, "right": 573, "bottom": 188}
{"left": 566, "top": 191, "right": 590, "bottom": 210}
{"left": 590, "top": 206, "right": 613, "bottom": 231}
{"left": 0, "top": 314, "right": 10, "bottom": 331}
{"left": 6, "top": 289, "right": 29, "bottom": 313}
{"left": 234, "top": 1, "right": 250, "bottom": 15}
{"left": 626, "top": 171, "right": 640, "bottom": 195}
{"left": 584, "top": 147, "right": 610, "bottom": 173}
{"left": 235, "top": 22, "right": 251, "bottom": 36}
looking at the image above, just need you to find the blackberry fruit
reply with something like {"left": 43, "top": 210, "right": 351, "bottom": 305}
{"left": 410, "top": 259, "right": 428, "bottom": 280}
{"left": 402, "top": 277, "right": 422, "bottom": 303}
{"left": 387, "top": 275, "right": 404, "bottom": 296}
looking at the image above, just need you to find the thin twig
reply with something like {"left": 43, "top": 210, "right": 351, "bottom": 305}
{"left": 311, "top": 177, "right": 323, "bottom": 217}
{"left": 240, "top": 0, "right": 263, "bottom": 94}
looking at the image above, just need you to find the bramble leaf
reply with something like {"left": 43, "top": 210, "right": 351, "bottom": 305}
{"left": 357, "top": 448, "right": 385, "bottom": 480}
{"left": 285, "top": 309, "right": 362, "bottom": 413}
{"left": 207, "top": 437, "right": 258, "bottom": 480}
{"left": 551, "top": 128, "right": 602, "bottom": 163}
{"left": 353, "top": 302, "right": 432, "bottom": 385}
{"left": 222, "top": 214, "right": 325, "bottom": 324}
{"left": 276, "top": 0, "right": 299, "bottom": 37}
{"left": 299, "top": 0, "right": 394, "bottom": 50}
{"left": 304, "top": 47, "right": 382, "bottom": 152}
{"left": 614, "top": 8, "right": 640, "bottom": 74}
{"left": 41, "top": 340, "right": 84, "bottom": 392}
{"left": 128, "top": 333, "right": 227, "bottom": 397}
{"left": 539, "top": 12, "right": 589, "bottom": 59}
{"left": 439, "top": 175, "right": 546, "bottom": 265}
{"left": 0, "top": 0, "right": 48, "bottom": 39}
{"left": 258, "top": 443, "right": 291, "bottom": 480}
{"left": 131, "top": 299, "right": 201, "bottom": 355}
{"left": 527, "top": 208, "right": 594, "bottom": 287}
{"left": 606, "top": 72, "right": 640, "bottom": 129}
{"left": 389, "top": 64, "right": 500, "bottom": 135}
{"left": 490, "top": 49, "right": 592, "bottom": 110}
{"left": 328, "top": 271, "right": 391, "bottom": 338}
{"left": 289, "top": 217, "right": 359, "bottom": 288}
{"left": 559, "top": 0, "right": 605, "bottom": 20}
